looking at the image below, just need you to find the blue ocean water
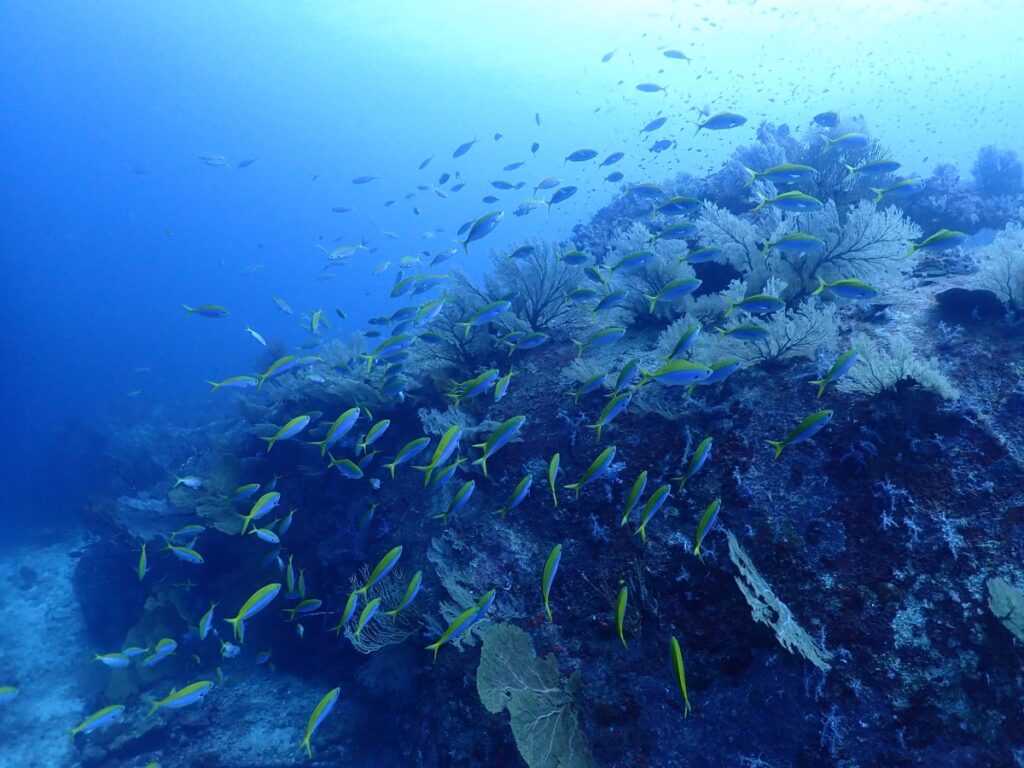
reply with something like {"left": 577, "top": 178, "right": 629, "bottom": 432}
{"left": 2, "top": 1, "right": 1024, "bottom": 766}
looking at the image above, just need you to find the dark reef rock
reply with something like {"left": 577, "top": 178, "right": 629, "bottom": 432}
{"left": 934, "top": 287, "right": 1006, "bottom": 324}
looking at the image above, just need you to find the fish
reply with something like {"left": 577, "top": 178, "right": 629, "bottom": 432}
{"left": 351, "top": 175, "right": 379, "bottom": 184}
{"left": 669, "top": 637, "right": 692, "bottom": 716}
{"left": 601, "top": 50, "right": 616, "bottom": 62}
{"left": 684, "top": 247, "right": 722, "bottom": 264}
{"left": 907, "top": 228, "right": 966, "bottom": 256}
{"left": 636, "top": 83, "right": 667, "bottom": 93}
{"left": 560, "top": 249, "right": 589, "bottom": 266}
{"left": 147, "top": 680, "right": 214, "bottom": 717}
{"left": 663, "top": 49, "right": 690, "bottom": 61}
{"left": 277, "top": 507, "right": 295, "bottom": 535}
{"left": 844, "top": 159, "right": 902, "bottom": 179}
{"left": 493, "top": 369, "right": 515, "bottom": 400}
{"left": 573, "top": 327, "right": 626, "bottom": 357}
{"left": 645, "top": 277, "right": 702, "bottom": 312}
{"left": 331, "top": 205, "right": 355, "bottom": 213}
{"left": 383, "top": 437, "right": 431, "bottom": 478}
{"left": 356, "top": 419, "right": 391, "bottom": 453}
{"left": 752, "top": 190, "right": 823, "bottom": 213}
{"left": 198, "top": 603, "right": 217, "bottom": 640}
{"left": 260, "top": 414, "right": 315, "bottom": 452}
{"left": 693, "top": 498, "right": 722, "bottom": 556}
{"left": 224, "top": 583, "right": 281, "bottom": 642}
{"left": 812, "top": 277, "right": 877, "bottom": 299}
{"left": 811, "top": 350, "right": 858, "bottom": 398}
{"left": 667, "top": 324, "right": 701, "bottom": 359}
{"left": 425, "top": 604, "right": 480, "bottom": 660}
{"left": 385, "top": 571, "right": 423, "bottom": 617}
{"left": 813, "top": 110, "right": 839, "bottom": 128}
{"left": 419, "top": 156, "right": 433, "bottom": 170}
{"left": 616, "top": 587, "right": 629, "bottom": 648}
{"left": 629, "top": 183, "right": 663, "bottom": 200}
{"left": 257, "top": 355, "right": 300, "bottom": 388}
{"left": 587, "top": 393, "right": 631, "bottom": 441}
{"left": 612, "top": 358, "right": 642, "bottom": 394}
{"left": 674, "top": 437, "right": 712, "bottom": 489}
{"left": 821, "top": 132, "right": 870, "bottom": 154}
{"left": 604, "top": 171, "right": 624, "bottom": 183}
{"left": 207, "top": 375, "right": 259, "bottom": 392}
{"left": 565, "top": 446, "right": 617, "bottom": 499}
{"left": 70, "top": 704, "right": 126, "bottom": 736}
{"left": 658, "top": 196, "right": 702, "bottom": 216}
{"left": 649, "top": 139, "right": 675, "bottom": 153}
{"left": 611, "top": 250, "right": 654, "bottom": 272}
{"left": 472, "top": 416, "right": 526, "bottom": 477}
{"left": 301, "top": 687, "right": 341, "bottom": 757}
{"left": 308, "top": 407, "right": 363, "bottom": 456}
{"left": 354, "top": 598, "right": 381, "bottom": 637}
{"left": 641, "top": 117, "right": 668, "bottom": 133}
{"left": 137, "top": 543, "right": 148, "bottom": 581}
{"left": 496, "top": 474, "right": 532, "bottom": 519}
{"left": 482, "top": 195, "right": 500, "bottom": 204}
{"left": 716, "top": 323, "right": 769, "bottom": 341}
{"left": 742, "top": 163, "right": 817, "bottom": 186}
{"left": 452, "top": 138, "right": 477, "bottom": 158}
{"left": 92, "top": 652, "right": 130, "bottom": 669}
{"left": 414, "top": 425, "right": 462, "bottom": 485}
{"left": 363, "top": 334, "right": 416, "bottom": 369}
{"left": 547, "top": 453, "right": 560, "bottom": 507}
{"left": 449, "top": 368, "right": 500, "bottom": 406}
{"left": 765, "top": 409, "right": 834, "bottom": 460}
{"left": 594, "top": 289, "right": 629, "bottom": 314}
{"left": 564, "top": 149, "right": 599, "bottom": 164}
{"left": 503, "top": 161, "right": 525, "bottom": 171}
{"left": 457, "top": 211, "right": 503, "bottom": 254}
{"left": 273, "top": 296, "right": 294, "bottom": 314}
{"left": 173, "top": 475, "right": 201, "bottom": 489}
{"left": 434, "top": 480, "right": 475, "bottom": 524}
{"left": 650, "top": 221, "right": 695, "bottom": 243}
{"left": 636, "top": 484, "right": 671, "bottom": 543}
{"left": 240, "top": 327, "right": 268, "bottom": 349}
{"left": 456, "top": 301, "right": 512, "bottom": 338}
{"left": 357, "top": 546, "right": 403, "bottom": 595}
{"left": 640, "top": 359, "right": 712, "bottom": 387}
{"left": 542, "top": 544, "right": 562, "bottom": 622}
{"left": 0, "top": 686, "right": 19, "bottom": 703}
{"left": 183, "top": 304, "right": 228, "bottom": 318}
{"left": 239, "top": 492, "right": 281, "bottom": 536}
{"left": 600, "top": 152, "right": 625, "bottom": 167}
{"left": 725, "top": 294, "right": 785, "bottom": 316}
{"left": 163, "top": 543, "right": 204, "bottom": 564}
{"left": 547, "top": 186, "right": 578, "bottom": 209}
{"left": 331, "top": 592, "right": 360, "bottom": 636}
{"left": 762, "top": 233, "right": 825, "bottom": 255}
{"left": 871, "top": 178, "right": 924, "bottom": 204}
{"left": 327, "top": 455, "right": 363, "bottom": 479}
{"left": 509, "top": 244, "right": 537, "bottom": 260}
{"left": 249, "top": 526, "right": 279, "bottom": 544}
{"left": 492, "top": 180, "right": 516, "bottom": 190}
{"left": 621, "top": 471, "right": 648, "bottom": 526}
{"left": 531, "top": 141, "right": 540, "bottom": 154}
{"left": 695, "top": 112, "right": 747, "bottom": 134}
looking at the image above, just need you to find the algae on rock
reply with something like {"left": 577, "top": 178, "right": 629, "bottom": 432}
{"left": 476, "top": 623, "right": 595, "bottom": 768}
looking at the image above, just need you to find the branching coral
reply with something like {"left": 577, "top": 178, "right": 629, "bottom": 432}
{"left": 837, "top": 332, "right": 960, "bottom": 401}
{"left": 727, "top": 531, "right": 833, "bottom": 672}
{"left": 477, "top": 623, "right": 596, "bottom": 768}
{"left": 734, "top": 300, "right": 839, "bottom": 366}
{"left": 484, "top": 242, "right": 585, "bottom": 332}
{"left": 975, "top": 221, "right": 1024, "bottom": 311}
{"left": 696, "top": 199, "right": 920, "bottom": 299}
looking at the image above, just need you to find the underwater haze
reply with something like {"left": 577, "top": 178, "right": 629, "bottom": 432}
{"left": 2, "top": 0, "right": 1024, "bottom": 766}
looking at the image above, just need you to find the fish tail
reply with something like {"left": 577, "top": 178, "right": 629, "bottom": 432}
{"left": 238, "top": 514, "right": 252, "bottom": 536}
{"left": 224, "top": 616, "right": 242, "bottom": 642}
{"left": 260, "top": 436, "right": 275, "bottom": 453}
{"left": 765, "top": 439, "right": 785, "bottom": 461}
{"left": 146, "top": 700, "right": 161, "bottom": 719}
{"left": 724, "top": 303, "right": 734, "bottom": 317}
{"left": 383, "top": 462, "right": 397, "bottom": 479}
{"left": 750, "top": 192, "right": 766, "bottom": 212}
{"left": 545, "top": 600, "right": 553, "bottom": 622}
{"left": 636, "top": 523, "right": 647, "bottom": 544}
{"left": 741, "top": 166, "right": 758, "bottom": 186}
{"left": 571, "top": 339, "right": 584, "bottom": 358}
{"left": 425, "top": 641, "right": 441, "bottom": 660}
{"left": 685, "top": 383, "right": 696, "bottom": 398}
{"left": 870, "top": 187, "right": 884, "bottom": 206}
{"left": 821, "top": 134, "right": 834, "bottom": 154}
{"left": 496, "top": 507, "right": 507, "bottom": 519}
{"left": 810, "top": 379, "right": 827, "bottom": 398}
{"left": 206, "top": 381, "right": 220, "bottom": 392}
{"left": 843, "top": 163, "right": 857, "bottom": 181}
{"left": 645, "top": 294, "right": 658, "bottom": 314}
{"left": 182, "top": 304, "right": 193, "bottom": 314}
{"left": 458, "top": 239, "right": 468, "bottom": 256}
{"left": 471, "top": 456, "right": 488, "bottom": 478}
{"left": 301, "top": 735, "right": 313, "bottom": 758}
{"left": 812, "top": 275, "right": 827, "bottom": 296}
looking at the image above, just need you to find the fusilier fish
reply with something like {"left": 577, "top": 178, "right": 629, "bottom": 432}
{"left": 414, "top": 425, "right": 462, "bottom": 485}
{"left": 207, "top": 375, "right": 259, "bottom": 392}
{"left": 425, "top": 604, "right": 479, "bottom": 660}
{"left": 383, "top": 437, "right": 431, "bottom": 478}
{"left": 573, "top": 327, "right": 626, "bottom": 357}
{"left": 385, "top": 571, "right": 423, "bottom": 617}
{"left": 640, "top": 359, "right": 712, "bottom": 387}
{"left": 752, "top": 190, "right": 823, "bottom": 213}
{"left": 547, "top": 453, "right": 560, "bottom": 507}
{"left": 457, "top": 211, "right": 503, "bottom": 254}
{"left": 357, "top": 546, "right": 403, "bottom": 595}
{"left": 645, "top": 277, "right": 701, "bottom": 312}
{"left": 743, "top": 163, "right": 817, "bottom": 185}
{"left": 496, "top": 475, "right": 532, "bottom": 519}
{"left": 669, "top": 637, "right": 692, "bottom": 716}
{"left": 239, "top": 492, "right": 281, "bottom": 535}
{"left": 693, "top": 498, "right": 722, "bottom": 556}
{"left": 301, "top": 687, "right": 340, "bottom": 757}
{"left": 147, "top": 680, "right": 214, "bottom": 717}
{"left": 456, "top": 302, "right": 512, "bottom": 337}
{"left": 765, "top": 409, "right": 834, "bottom": 460}
{"left": 434, "top": 480, "right": 475, "bottom": 524}
{"left": 620, "top": 470, "right": 648, "bottom": 526}
{"left": 725, "top": 294, "right": 785, "bottom": 317}
{"left": 564, "top": 446, "right": 617, "bottom": 499}
{"left": 674, "top": 437, "right": 712, "bottom": 489}
{"left": 70, "top": 704, "right": 126, "bottom": 735}
{"left": 472, "top": 416, "right": 526, "bottom": 477}
{"left": 811, "top": 349, "right": 858, "bottom": 397}
{"left": 224, "top": 583, "right": 282, "bottom": 642}
{"left": 616, "top": 587, "right": 629, "bottom": 649}
{"left": 541, "top": 544, "right": 562, "bottom": 622}
{"left": 587, "top": 393, "right": 630, "bottom": 441}
{"left": 183, "top": 304, "right": 228, "bottom": 318}
{"left": 813, "top": 277, "right": 877, "bottom": 299}
{"left": 354, "top": 598, "right": 381, "bottom": 638}
{"left": 695, "top": 111, "right": 746, "bottom": 133}
{"left": 636, "top": 484, "right": 671, "bottom": 543}
{"left": 308, "top": 408, "right": 362, "bottom": 456}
